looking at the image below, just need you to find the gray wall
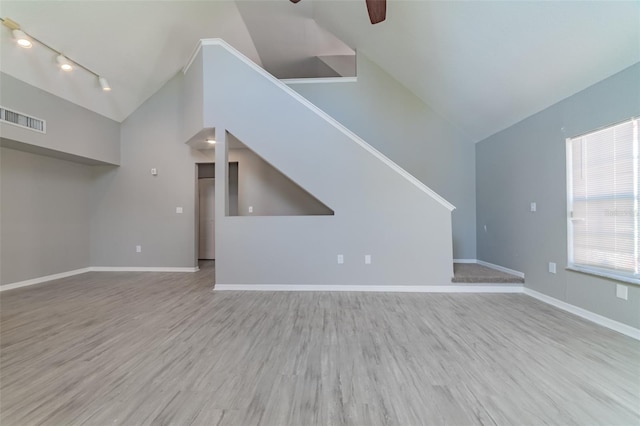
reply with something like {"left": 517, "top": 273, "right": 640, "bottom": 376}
{"left": 90, "top": 73, "right": 215, "bottom": 268}
{"left": 0, "top": 73, "right": 120, "bottom": 165}
{"left": 182, "top": 51, "right": 204, "bottom": 143}
{"left": 290, "top": 55, "right": 476, "bottom": 259}
{"left": 88, "top": 70, "right": 334, "bottom": 268}
{"left": 1, "top": 147, "right": 92, "bottom": 284}
{"left": 227, "top": 144, "right": 333, "bottom": 216}
{"left": 196, "top": 43, "right": 454, "bottom": 286}
{"left": 0, "top": 68, "right": 336, "bottom": 277}
{"left": 476, "top": 63, "right": 640, "bottom": 328}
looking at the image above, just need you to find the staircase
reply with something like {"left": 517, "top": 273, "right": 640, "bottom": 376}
{"left": 183, "top": 39, "right": 456, "bottom": 287}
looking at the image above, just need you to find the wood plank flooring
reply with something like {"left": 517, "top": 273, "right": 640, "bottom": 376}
{"left": 1, "top": 262, "right": 639, "bottom": 425}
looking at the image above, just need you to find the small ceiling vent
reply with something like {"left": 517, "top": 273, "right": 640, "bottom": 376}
{"left": 0, "top": 106, "right": 46, "bottom": 133}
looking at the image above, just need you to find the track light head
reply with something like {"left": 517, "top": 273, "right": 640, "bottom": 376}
{"left": 98, "top": 76, "right": 111, "bottom": 91}
{"left": 5, "top": 17, "right": 108, "bottom": 92}
{"left": 12, "top": 29, "right": 32, "bottom": 48}
{"left": 206, "top": 139, "right": 216, "bottom": 145}
{"left": 56, "top": 54, "right": 73, "bottom": 71}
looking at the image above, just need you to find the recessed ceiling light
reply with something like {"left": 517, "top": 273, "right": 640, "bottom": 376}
{"left": 207, "top": 139, "right": 216, "bottom": 144}
{"left": 56, "top": 54, "right": 73, "bottom": 71}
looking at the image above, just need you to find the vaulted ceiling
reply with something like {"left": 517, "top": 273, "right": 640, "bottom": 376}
{"left": 1, "top": 1, "right": 638, "bottom": 142}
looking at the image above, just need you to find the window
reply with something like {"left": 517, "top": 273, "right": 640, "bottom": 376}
{"left": 566, "top": 117, "right": 639, "bottom": 284}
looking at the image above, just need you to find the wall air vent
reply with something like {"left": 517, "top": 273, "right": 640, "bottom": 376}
{"left": 0, "top": 106, "right": 46, "bottom": 133}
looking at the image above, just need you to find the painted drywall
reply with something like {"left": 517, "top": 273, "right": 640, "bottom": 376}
{"left": 64, "top": 63, "right": 328, "bottom": 270}
{"left": 194, "top": 42, "right": 454, "bottom": 286}
{"left": 90, "top": 73, "right": 215, "bottom": 268}
{"left": 0, "top": 73, "right": 120, "bottom": 165}
{"left": 227, "top": 143, "right": 333, "bottom": 216}
{"left": 0, "top": 147, "right": 92, "bottom": 284}
{"left": 290, "top": 54, "right": 476, "bottom": 259}
{"left": 182, "top": 51, "right": 204, "bottom": 143}
{"left": 476, "top": 63, "right": 640, "bottom": 328}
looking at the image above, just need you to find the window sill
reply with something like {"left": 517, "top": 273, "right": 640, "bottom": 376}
{"left": 566, "top": 265, "right": 640, "bottom": 287}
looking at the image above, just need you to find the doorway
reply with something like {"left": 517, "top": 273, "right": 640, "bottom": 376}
{"left": 196, "top": 162, "right": 239, "bottom": 261}
{"left": 198, "top": 177, "right": 215, "bottom": 260}
{"left": 197, "top": 163, "right": 215, "bottom": 260}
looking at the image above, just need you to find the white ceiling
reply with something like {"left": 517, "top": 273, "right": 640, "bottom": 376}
{"left": 1, "top": 1, "right": 638, "bottom": 142}
{"left": 313, "top": 0, "right": 640, "bottom": 141}
{"left": 236, "top": 0, "right": 354, "bottom": 78}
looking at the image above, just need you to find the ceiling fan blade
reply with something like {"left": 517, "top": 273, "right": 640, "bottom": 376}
{"left": 366, "top": 0, "right": 386, "bottom": 24}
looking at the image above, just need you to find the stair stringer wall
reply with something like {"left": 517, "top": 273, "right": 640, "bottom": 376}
{"left": 190, "top": 40, "right": 454, "bottom": 286}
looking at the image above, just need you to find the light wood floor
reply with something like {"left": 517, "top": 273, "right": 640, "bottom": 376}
{"left": 1, "top": 262, "right": 639, "bottom": 426}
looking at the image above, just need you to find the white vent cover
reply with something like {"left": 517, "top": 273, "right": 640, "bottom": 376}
{"left": 0, "top": 106, "right": 46, "bottom": 133}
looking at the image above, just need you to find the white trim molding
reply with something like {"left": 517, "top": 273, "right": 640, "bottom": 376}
{"left": 524, "top": 288, "right": 640, "bottom": 340}
{"left": 89, "top": 267, "right": 200, "bottom": 273}
{"left": 453, "top": 258, "right": 477, "bottom": 264}
{"left": 0, "top": 268, "right": 91, "bottom": 292}
{"left": 282, "top": 77, "right": 358, "bottom": 85}
{"left": 0, "top": 266, "right": 200, "bottom": 292}
{"left": 214, "top": 284, "right": 523, "bottom": 293}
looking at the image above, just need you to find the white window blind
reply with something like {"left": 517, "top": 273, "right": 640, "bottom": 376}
{"left": 567, "top": 117, "right": 639, "bottom": 283}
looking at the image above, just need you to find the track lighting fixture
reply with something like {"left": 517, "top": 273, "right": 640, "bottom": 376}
{"left": 206, "top": 139, "right": 216, "bottom": 145}
{"left": 99, "top": 76, "right": 111, "bottom": 91}
{"left": 1, "top": 16, "right": 111, "bottom": 92}
{"left": 2, "top": 18, "right": 31, "bottom": 48}
{"left": 56, "top": 55, "right": 73, "bottom": 71}
{"left": 12, "top": 29, "right": 32, "bottom": 48}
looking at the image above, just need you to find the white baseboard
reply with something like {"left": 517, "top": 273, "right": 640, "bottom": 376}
{"left": 1, "top": 266, "right": 200, "bottom": 292}
{"left": 453, "top": 258, "right": 477, "bottom": 264}
{"left": 524, "top": 288, "right": 640, "bottom": 341}
{"left": 90, "top": 266, "right": 200, "bottom": 273}
{"left": 0, "top": 268, "right": 91, "bottom": 292}
{"left": 214, "top": 284, "right": 523, "bottom": 293}
{"left": 476, "top": 260, "right": 525, "bottom": 278}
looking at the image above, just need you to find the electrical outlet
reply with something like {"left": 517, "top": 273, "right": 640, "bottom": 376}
{"left": 548, "top": 262, "right": 556, "bottom": 274}
{"left": 616, "top": 284, "right": 628, "bottom": 300}
{"left": 530, "top": 202, "right": 537, "bottom": 212}
{"left": 337, "top": 254, "right": 344, "bottom": 264}
{"left": 176, "top": 207, "right": 183, "bottom": 214}
{"left": 136, "top": 245, "right": 141, "bottom": 253}
{"left": 365, "top": 255, "right": 372, "bottom": 264}
{"left": 248, "top": 206, "right": 253, "bottom": 213}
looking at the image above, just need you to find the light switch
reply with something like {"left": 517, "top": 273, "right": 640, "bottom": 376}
{"left": 337, "top": 254, "right": 344, "bottom": 264}
{"left": 136, "top": 245, "right": 141, "bottom": 253}
{"left": 151, "top": 168, "right": 158, "bottom": 176}
{"left": 365, "top": 255, "right": 372, "bottom": 264}
{"left": 548, "top": 262, "right": 556, "bottom": 274}
{"left": 176, "top": 207, "right": 183, "bottom": 214}
{"left": 530, "top": 202, "right": 537, "bottom": 212}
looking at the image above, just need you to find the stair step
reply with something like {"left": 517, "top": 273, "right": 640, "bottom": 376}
{"left": 452, "top": 263, "right": 524, "bottom": 284}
